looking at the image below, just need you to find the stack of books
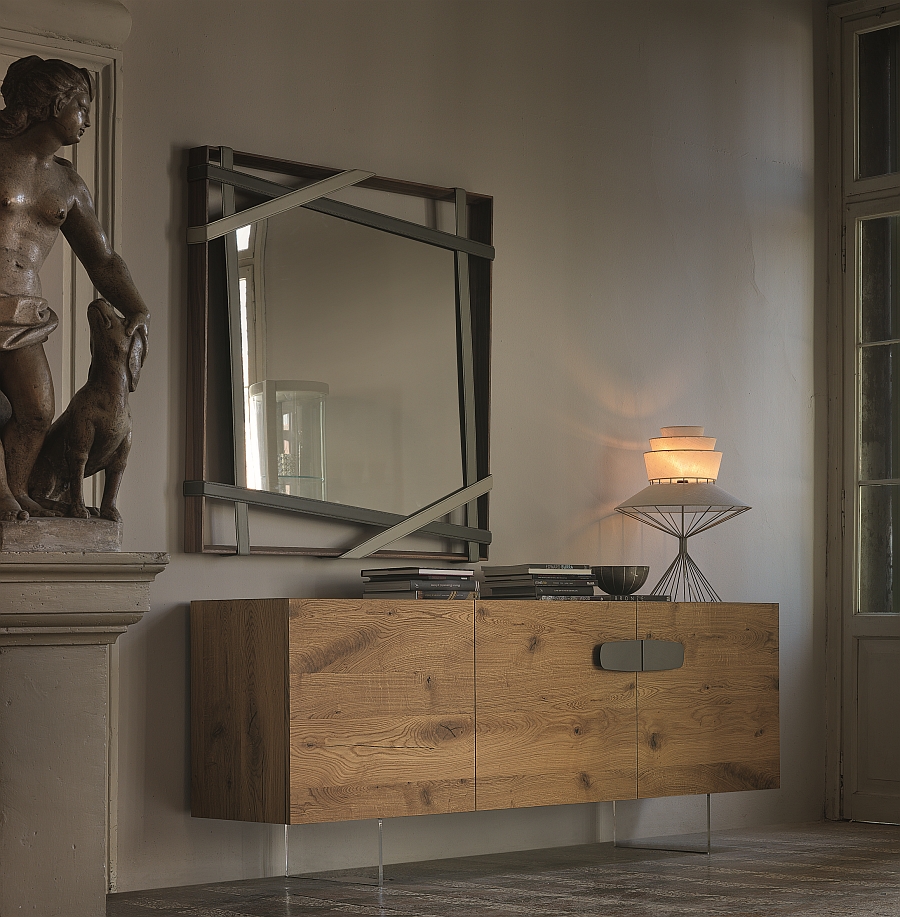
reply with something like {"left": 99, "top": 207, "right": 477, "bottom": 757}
{"left": 481, "top": 564, "right": 598, "bottom": 600}
{"left": 361, "top": 566, "right": 477, "bottom": 599}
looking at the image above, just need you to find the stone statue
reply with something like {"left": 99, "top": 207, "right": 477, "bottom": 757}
{"left": 0, "top": 55, "right": 149, "bottom": 522}
{"left": 29, "top": 297, "right": 144, "bottom": 522}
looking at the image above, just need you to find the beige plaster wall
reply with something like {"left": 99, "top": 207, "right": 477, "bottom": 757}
{"left": 111, "top": 0, "right": 827, "bottom": 891}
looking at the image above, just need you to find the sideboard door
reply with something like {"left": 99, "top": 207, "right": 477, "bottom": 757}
{"left": 636, "top": 602, "right": 780, "bottom": 798}
{"left": 288, "top": 599, "right": 475, "bottom": 823}
{"left": 474, "top": 599, "right": 638, "bottom": 810}
{"left": 191, "top": 598, "right": 290, "bottom": 823}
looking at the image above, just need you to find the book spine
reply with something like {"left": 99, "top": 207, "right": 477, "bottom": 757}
{"left": 480, "top": 595, "right": 602, "bottom": 601}
{"left": 532, "top": 595, "right": 599, "bottom": 601}
{"left": 361, "top": 568, "right": 475, "bottom": 578}
{"left": 481, "top": 565, "right": 592, "bottom": 576}
{"left": 363, "top": 591, "right": 475, "bottom": 599}
{"left": 484, "top": 577, "right": 597, "bottom": 587}
{"left": 593, "top": 595, "right": 671, "bottom": 602}
{"left": 366, "top": 579, "right": 475, "bottom": 591}
{"left": 486, "top": 586, "right": 595, "bottom": 597}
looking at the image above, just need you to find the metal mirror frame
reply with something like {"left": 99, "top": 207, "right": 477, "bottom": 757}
{"left": 184, "top": 146, "right": 493, "bottom": 560}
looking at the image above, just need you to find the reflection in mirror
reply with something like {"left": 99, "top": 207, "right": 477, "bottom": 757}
{"left": 248, "top": 380, "right": 328, "bottom": 499}
{"left": 235, "top": 205, "right": 462, "bottom": 516}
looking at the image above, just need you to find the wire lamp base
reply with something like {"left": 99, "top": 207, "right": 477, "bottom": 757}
{"left": 653, "top": 536, "right": 720, "bottom": 602}
{"left": 616, "top": 481, "right": 751, "bottom": 604}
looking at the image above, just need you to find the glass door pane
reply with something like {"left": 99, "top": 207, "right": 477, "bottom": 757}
{"left": 858, "top": 212, "right": 900, "bottom": 615}
{"left": 860, "top": 343, "right": 900, "bottom": 481}
{"left": 859, "top": 484, "right": 900, "bottom": 613}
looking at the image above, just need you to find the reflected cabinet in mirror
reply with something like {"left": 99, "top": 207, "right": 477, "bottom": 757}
{"left": 185, "top": 147, "right": 493, "bottom": 559}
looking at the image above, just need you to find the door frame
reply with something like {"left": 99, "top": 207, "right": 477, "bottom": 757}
{"left": 827, "top": 0, "right": 900, "bottom": 821}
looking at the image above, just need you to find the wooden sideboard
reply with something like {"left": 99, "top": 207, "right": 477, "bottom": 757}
{"left": 190, "top": 598, "right": 779, "bottom": 824}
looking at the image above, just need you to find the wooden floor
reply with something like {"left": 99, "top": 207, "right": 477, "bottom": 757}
{"left": 108, "top": 820, "right": 900, "bottom": 916}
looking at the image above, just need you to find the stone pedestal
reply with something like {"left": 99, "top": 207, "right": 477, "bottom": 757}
{"left": 0, "top": 518, "right": 122, "bottom": 553}
{"left": 0, "top": 552, "right": 168, "bottom": 917}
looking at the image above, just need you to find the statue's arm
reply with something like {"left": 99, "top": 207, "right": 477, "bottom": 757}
{"left": 60, "top": 165, "right": 150, "bottom": 341}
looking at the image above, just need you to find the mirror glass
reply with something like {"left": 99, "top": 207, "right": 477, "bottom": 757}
{"left": 235, "top": 202, "right": 463, "bottom": 515}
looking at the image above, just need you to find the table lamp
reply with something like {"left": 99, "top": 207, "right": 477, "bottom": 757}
{"left": 616, "top": 426, "right": 750, "bottom": 601}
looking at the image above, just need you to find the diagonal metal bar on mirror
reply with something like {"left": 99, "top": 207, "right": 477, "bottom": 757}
{"left": 190, "top": 163, "right": 496, "bottom": 260}
{"left": 340, "top": 476, "right": 494, "bottom": 559}
{"left": 183, "top": 480, "right": 492, "bottom": 546}
{"left": 186, "top": 169, "right": 375, "bottom": 244}
{"left": 310, "top": 197, "right": 496, "bottom": 260}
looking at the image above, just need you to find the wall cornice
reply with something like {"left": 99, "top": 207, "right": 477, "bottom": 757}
{"left": 0, "top": 0, "right": 131, "bottom": 49}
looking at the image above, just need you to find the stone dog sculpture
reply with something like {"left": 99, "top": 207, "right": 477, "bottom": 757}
{"left": 29, "top": 298, "right": 144, "bottom": 522}
{"left": 0, "top": 55, "right": 149, "bottom": 524}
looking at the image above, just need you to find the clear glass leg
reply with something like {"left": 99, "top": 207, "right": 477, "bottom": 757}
{"left": 612, "top": 795, "right": 711, "bottom": 856}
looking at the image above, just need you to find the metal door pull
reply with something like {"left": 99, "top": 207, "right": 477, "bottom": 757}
{"left": 595, "top": 639, "right": 684, "bottom": 672}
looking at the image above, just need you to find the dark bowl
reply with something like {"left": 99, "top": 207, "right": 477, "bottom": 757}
{"left": 592, "top": 565, "right": 650, "bottom": 596}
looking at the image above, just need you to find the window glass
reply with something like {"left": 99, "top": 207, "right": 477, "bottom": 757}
{"left": 860, "top": 215, "right": 900, "bottom": 343}
{"left": 858, "top": 25, "right": 900, "bottom": 179}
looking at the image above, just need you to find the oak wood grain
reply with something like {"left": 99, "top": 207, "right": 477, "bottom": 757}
{"left": 292, "top": 673, "right": 471, "bottom": 718}
{"left": 190, "top": 599, "right": 289, "bottom": 822}
{"left": 289, "top": 599, "right": 474, "bottom": 673}
{"left": 636, "top": 602, "right": 780, "bottom": 797}
{"left": 475, "top": 600, "right": 638, "bottom": 810}
{"left": 287, "top": 599, "right": 475, "bottom": 823}
{"left": 289, "top": 715, "right": 473, "bottom": 823}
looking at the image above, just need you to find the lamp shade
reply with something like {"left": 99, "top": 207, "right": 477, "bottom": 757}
{"left": 617, "top": 481, "right": 750, "bottom": 522}
{"left": 643, "top": 425, "right": 721, "bottom": 482}
{"left": 644, "top": 449, "right": 722, "bottom": 482}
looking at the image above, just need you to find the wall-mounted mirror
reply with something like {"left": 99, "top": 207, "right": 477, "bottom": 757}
{"left": 185, "top": 147, "right": 493, "bottom": 560}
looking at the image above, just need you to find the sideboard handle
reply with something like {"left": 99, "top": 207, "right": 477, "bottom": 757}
{"left": 595, "top": 639, "right": 684, "bottom": 672}
{"left": 595, "top": 640, "right": 643, "bottom": 671}
{"left": 641, "top": 639, "right": 684, "bottom": 671}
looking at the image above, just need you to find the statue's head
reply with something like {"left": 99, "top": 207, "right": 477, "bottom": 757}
{"left": 0, "top": 56, "right": 93, "bottom": 139}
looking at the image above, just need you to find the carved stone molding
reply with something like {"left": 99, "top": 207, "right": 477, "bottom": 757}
{"left": 0, "top": 0, "right": 132, "bottom": 49}
{"left": 0, "top": 551, "right": 168, "bottom": 645}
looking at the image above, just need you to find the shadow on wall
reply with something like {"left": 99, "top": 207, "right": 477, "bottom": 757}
{"left": 142, "top": 603, "right": 191, "bottom": 811}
